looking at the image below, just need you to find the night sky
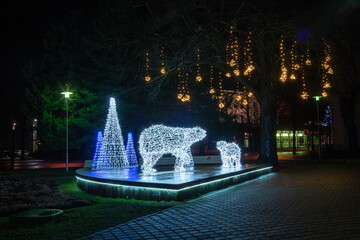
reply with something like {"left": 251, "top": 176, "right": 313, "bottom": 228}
{"left": 0, "top": 0, "right": 359, "bottom": 149}
{"left": 0, "top": 1, "right": 98, "bottom": 143}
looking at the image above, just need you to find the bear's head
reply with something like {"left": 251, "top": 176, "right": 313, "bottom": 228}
{"left": 188, "top": 127, "right": 207, "bottom": 142}
{"left": 216, "top": 141, "right": 227, "bottom": 151}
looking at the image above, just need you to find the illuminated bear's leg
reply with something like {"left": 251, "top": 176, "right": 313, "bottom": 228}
{"left": 141, "top": 153, "right": 160, "bottom": 175}
{"left": 175, "top": 148, "right": 193, "bottom": 172}
{"left": 174, "top": 150, "right": 184, "bottom": 172}
{"left": 221, "top": 154, "right": 229, "bottom": 167}
{"left": 182, "top": 148, "right": 194, "bottom": 171}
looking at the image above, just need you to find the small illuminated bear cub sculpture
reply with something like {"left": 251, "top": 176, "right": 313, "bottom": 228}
{"left": 139, "top": 124, "right": 206, "bottom": 175}
{"left": 216, "top": 141, "right": 241, "bottom": 168}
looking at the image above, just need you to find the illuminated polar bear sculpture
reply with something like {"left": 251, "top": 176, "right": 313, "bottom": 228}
{"left": 216, "top": 141, "right": 241, "bottom": 168}
{"left": 139, "top": 124, "right": 206, "bottom": 175}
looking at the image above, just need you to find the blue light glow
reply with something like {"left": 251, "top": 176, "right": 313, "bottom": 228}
{"left": 92, "top": 131, "right": 108, "bottom": 170}
{"left": 126, "top": 132, "right": 138, "bottom": 167}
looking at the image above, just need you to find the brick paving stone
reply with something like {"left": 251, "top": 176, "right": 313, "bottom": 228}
{"left": 81, "top": 162, "right": 360, "bottom": 239}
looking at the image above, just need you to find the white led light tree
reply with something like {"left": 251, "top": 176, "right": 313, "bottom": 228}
{"left": 139, "top": 124, "right": 206, "bottom": 175}
{"left": 126, "top": 132, "right": 138, "bottom": 167}
{"left": 216, "top": 141, "right": 241, "bottom": 168}
{"left": 91, "top": 131, "right": 109, "bottom": 170}
{"left": 99, "top": 98, "right": 129, "bottom": 169}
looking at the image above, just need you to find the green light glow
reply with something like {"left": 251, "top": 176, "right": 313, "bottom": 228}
{"left": 313, "top": 96, "right": 322, "bottom": 101}
{"left": 76, "top": 166, "right": 272, "bottom": 192}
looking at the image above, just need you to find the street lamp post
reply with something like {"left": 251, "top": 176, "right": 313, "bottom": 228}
{"left": 61, "top": 91, "right": 73, "bottom": 172}
{"left": 313, "top": 96, "right": 322, "bottom": 162}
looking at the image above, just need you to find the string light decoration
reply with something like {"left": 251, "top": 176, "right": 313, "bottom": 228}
{"left": 232, "top": 36, "right": 240, "bottom": 76}
{"left": 306, "top": 48, "right": 312, "bottom": 66}
{"left": 290, "top": 41, "right": 297, "bottom": 80}
{"left": 235, "top": 78, "right": 241, "bottom": 101}
{"left": 125, "top": 132, "right": 138, "bottom": 167}
{"left": 321, "top": 39, "right": 333, "bottom": 97}
{"left": 181, "top": 73, "right": 191, "bottom": 102}
{"left": 195, "top": 48, "right": 202, "bottom": 82}
{"left": 242, "top": 86, "right": 249, "bottom": 106}
{"left": 218, "top": 72, "right": 225, "bottom": 109}
{"left": 225, "top": 41, "right": 232, "bottom": 77}
{"left": 160, "top": 47, "right": 166, "bottom": 75}
{"left": 177, "top": 67, "right": 183, "bottom": 99}
{"left": 243, "top": 30, "right": 255, "bottom": 76}
{"left": 101, "top": 98, "right": 129, "bottom": 169}
{"left": 216, "top": 141, "right": 241, "bottom": 168}
{"left": 91, "top": 131, "right": 108, "bottom": 170}
{"left": 300, "top": 55, "right": 309, "bottom": 100}
{"left": 145, "top": 52, "right": 151, "bottom": 82}
{"left": 279, "top": 37, "right": 288, "bottom": 82}
{"left": 228, "top": 26, "right": 236, "bottom": 67}
{"left": 139, "top": 124, "right": 207, "bottom": 175}
{"left": 209, "top": 65, "right": 215, "bottom": 94}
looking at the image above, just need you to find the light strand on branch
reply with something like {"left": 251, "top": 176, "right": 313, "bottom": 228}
{"left": 195, "top": 48, "right": 202, "bottom": 82}
{"left": 306, "top": 48, "right": 312, "bottom": 66}
{"left": 177, "top": 67, "right": 183, "bottom": 100}
{"left": 145, "top": 52, "right": 151, "bottom": 82}
{"left": 182, "top": 72, "right": 191, "bottom": 102}
{"left": 232, "top": 36, "right": 240, "bottom": 76}
{"left": 243, "top": 30, "right": 255, "bottom": 76}
{"left": 279, "top": 36, "right": 287, "bottom": 82}
{"left": 321, "top": 39, "right": 333, "bottom": 97}
{"left": 209, "top": 65, "right": 215, "bottom": 94}
{"left": 300, "top": 55, "right": 309, "bottom": 100}
{"left": 290, "top": 40, "right": 297, "bottom": 80}
{"left": 218, "top": 72, "right": 225, "bottom": 109}
{"left": 160, "top": 46, "right": 166, "bottom": 75}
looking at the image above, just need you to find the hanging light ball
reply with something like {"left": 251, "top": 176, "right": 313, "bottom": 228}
{"left": 145, "top": 75, "right": 151, "bottom": 82}
{"left": 225, "top": 72, "right": 231, "bottom": 78}
{"left": 321, "top": 90, "right": 328, "bottom": 98}
{"left": 233, "top": 69, "right": 240, "bottom": 76}
{"left": 209, "top": 88, "right": 215, "bottom": 94}
{"left": 218, "top": 102, "right": 225, "bottom": 109}
{"left": 160, "top": 68, "right": 166, "bottom": 75}
{"left": 196, "top": 75, "right": 202, "bottom": 82}
{"left": 236, "top": 95, "right": 242, "bottom": 101}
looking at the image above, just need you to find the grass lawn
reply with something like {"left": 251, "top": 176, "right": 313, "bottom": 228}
{"left": 0, "top": 168, "right": 179, "bottom": 240}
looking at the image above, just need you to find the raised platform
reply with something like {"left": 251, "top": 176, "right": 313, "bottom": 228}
{"left": 76, "top": 164, "right": 272, "bottom": 201}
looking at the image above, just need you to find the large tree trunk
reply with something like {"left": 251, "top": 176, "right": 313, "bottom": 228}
{"left": 339, "top": 92, "right": 359, "bottom": 151}
{"left": 257, "top": 85, "right": 279, "bottom": 167}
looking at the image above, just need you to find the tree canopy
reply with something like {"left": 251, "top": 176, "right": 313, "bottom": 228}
{"left": 24, "top": 0, "right": 360, "bottom": 160}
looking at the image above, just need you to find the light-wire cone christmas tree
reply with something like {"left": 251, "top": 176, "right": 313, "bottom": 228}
{"left": 91, "top": 131, "right": 109, "bottom": 170}
{"left": 125, "top": 132, "right": 138, "bottom": 167}
{"left": 99, "top": 98, "right": 129, "bottom": 169}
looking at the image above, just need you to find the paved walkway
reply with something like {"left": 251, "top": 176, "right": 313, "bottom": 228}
{"left": 82, "top": 161, "right": 360, "bottom": 239}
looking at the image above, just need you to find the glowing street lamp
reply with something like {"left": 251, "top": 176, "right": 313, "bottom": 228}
{"left": 312, "top": 96, "right": 322, "bottom": 162}
{"left": 61, "top": 91, "right": 73, "bottom": 172}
